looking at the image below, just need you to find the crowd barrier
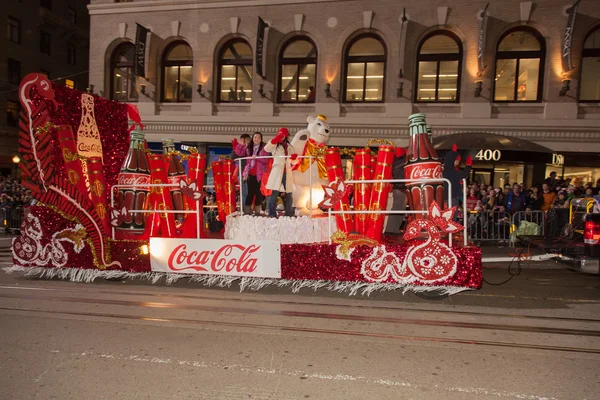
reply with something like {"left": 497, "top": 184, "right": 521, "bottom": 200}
{"left": 0, "top": 207, "right": 27, "bottom": 235}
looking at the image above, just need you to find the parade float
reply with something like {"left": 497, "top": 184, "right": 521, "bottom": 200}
{"left": 5, "top": 74, "right": 482, "bottom": 296}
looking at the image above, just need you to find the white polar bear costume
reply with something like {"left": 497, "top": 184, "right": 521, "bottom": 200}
{"left": 290, "top": 115, "right": 332, "bottom": 215}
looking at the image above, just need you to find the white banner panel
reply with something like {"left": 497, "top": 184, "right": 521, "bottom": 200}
{"left": 149, "top": 238, "right": 281, "bottom": 278}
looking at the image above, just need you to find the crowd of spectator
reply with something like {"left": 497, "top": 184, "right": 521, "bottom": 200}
{"left": 0, "top": 176, "right": 35, "bottom": 209}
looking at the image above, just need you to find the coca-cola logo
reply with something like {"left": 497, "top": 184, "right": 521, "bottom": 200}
{"left": 119, "top": 173, "right": 151, "bottom": 187}
{"left": 407, "top": 163, "right": 442, "bottom": 180}
{"left": 77, "top": 142, "right": 102, "bottom": 154}
{"left": 167, "top": 244, "right": 260, "bottom": 273}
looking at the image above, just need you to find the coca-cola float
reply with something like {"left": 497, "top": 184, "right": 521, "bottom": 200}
{"left": 6, "top": 74, "right": 481, "bottom": 297}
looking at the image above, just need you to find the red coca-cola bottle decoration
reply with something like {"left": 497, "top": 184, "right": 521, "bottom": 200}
{"left": 116, "top": 129, "right": 151, "bottom": 233}
{"left": 404, "top": 113, "right": 445, "bottom": 219}
{"left": 163, "top": 139, "right": 187, "bottom": 224}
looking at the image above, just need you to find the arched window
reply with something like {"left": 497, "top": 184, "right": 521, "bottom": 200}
{"left": 343, "top": 34, "right": 386, "bottom": 102}
{"left": 162, "top": 41, "right": 193, "bottom": 103}
{"left": 279, "top": 37, "right": 317, "bottom": 103}
{"left": 415, "top": 32, "right": 462, "bottom": 102}
{"left": 110, "top": 42, "right": 137, "bottom": 102}
{"left": 493, "top": 28, "right": 545, "bottom": 102}
{"left": 580, "top": 26, "right": 600, "bottom": 102}
{"left": 218, "top": 39, "right": 253, "bottom": 102}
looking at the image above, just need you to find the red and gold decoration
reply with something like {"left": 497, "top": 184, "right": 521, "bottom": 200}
{"left": 56, "top": 125, "right": 89, "bottom": 198}
{"left": 365, "top": 145, "right": 394, "bottom": 242}
{"left": 222, "top": 159, "right": 237, "bottom": 218}
{"left": 87, "top": 156, "right": 111, "bottom": 235}
{"left": 146, "top": 154, "right": 177, "bottom": 238}
{"left": 353, "top": 148, "right": 372, "bottom": 235}
{"left": 323, "top": 148, "right": 353, "bottom": 232}
{"left": 182, "top": 153, "right": 206, "bottom": 238}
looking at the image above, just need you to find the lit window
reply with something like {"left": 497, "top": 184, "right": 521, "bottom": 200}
{"left": 8, "top": 17, "right": 20, "bottom": 44}
{"left": 65, "top": 79, "right": 75, "bottom": 89}
{"left": 162, "top": 41, "right": 193, "bottom": 103}
{"left": 279, "top": 37, "right": 317, "bottom": 103}
{"left": 579, "top": 26, "right": 600, "bottom": 102}
{"left": 218, "top": 39, "right": 253, "bottom": 103}
{"left": 415, "top": 32, "right": 462, "bottom": 102}
{"left": 110, "top": 42, "right": 137, "bottom": 102}
{"left": 493, "top": 28, "right": 545, "bottom": 102}
{"left": 344, "top": 34, "right": 386, "bottom": 102}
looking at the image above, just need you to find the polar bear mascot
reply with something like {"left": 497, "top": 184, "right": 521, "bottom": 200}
{"left": 290, "top": 114, "right": 332, "bottom": 215}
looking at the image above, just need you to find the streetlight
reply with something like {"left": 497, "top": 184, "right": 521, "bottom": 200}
{"left": 12, "top": 155, "right": 20, "bottom": 164}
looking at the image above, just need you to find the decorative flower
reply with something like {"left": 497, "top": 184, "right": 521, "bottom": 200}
{"left": 180, "top": 179, "right": 206, "bottom": 202}
{"left": 110, "top": 206, "right": 129, "bottom": 228}
{"left": 428, "top": 201, "right": 464, "bottom": 234}
{"left": 318, "top": 179, "right": 351, "bottom": 209}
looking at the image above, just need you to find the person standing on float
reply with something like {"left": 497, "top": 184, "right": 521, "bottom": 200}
{"left": 443, "top": 144, "right": 472, "bottom": 217}
{"left": 264, "top": 128, "right": 298, "bottom": 217}
{"left": 384, "top": 147, "right": 407, "bottom": 235}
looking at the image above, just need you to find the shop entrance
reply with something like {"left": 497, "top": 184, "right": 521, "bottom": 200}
{"left": 471, "top": 168, "right": 493, "bottom": 186}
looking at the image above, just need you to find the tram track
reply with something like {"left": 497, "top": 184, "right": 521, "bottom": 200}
{"left": 1, "top": 284, "right": 599, "bottom": 324}
{"left": 0, "top": 291, "right": 599, "bottom": 338}
{"left": 1, "top": 305, "right": 599, "bottom": 356}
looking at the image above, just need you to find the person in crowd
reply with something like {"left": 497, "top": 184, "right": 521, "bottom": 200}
{"left": 584, "top": 187, "right": 594, "bottom": 198}
{"left": 527, "top": 186, "right": 543, "bottom": 210}
{"left": 264, "top": 128, "right": 297, "bottom": 218}
{"left": 545, "top": 171, "right": 558, "bottom": 192}
{"left": 442, "top": 144, "right": 472, "bottom": 215}
{"left": 384, "top": 147, "right": 407, "bottom": 235}
{"left": 540, "top": 183, "right": 556, "bottom": 212}
{"left": 465, "top": 188, "right": 478, "bottom": 213}
{"left": 232, "top": 132, "right": 270, "bottom": 216}
{"left": 504, "top": 184, "right": 527, "bottom": 214}
{"left": 485, "top": 188, "right": 500, "bottom": 210}
{"left": 553, "top": 191, "right": 569, "bottom": 208}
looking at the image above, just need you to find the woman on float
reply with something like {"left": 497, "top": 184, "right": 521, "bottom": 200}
{"left": 232, "top": 132, "right": 270, "bottom": 216}
{"left": 264, "top": 128, "right": 297, "bottom": 218}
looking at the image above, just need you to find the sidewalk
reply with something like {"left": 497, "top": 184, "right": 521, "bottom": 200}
{"left": 479, "top": 244, "right": 575, "bottom": 269}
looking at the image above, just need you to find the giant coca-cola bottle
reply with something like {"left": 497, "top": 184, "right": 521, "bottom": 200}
{"left": 162, "top": 139, "right": 186, "bottom": 223}
{"left": 116, "top": 129, "right": 151, "bottom": 233}
{"left": 404, "top": 113, "right": 445, "bottom": 219}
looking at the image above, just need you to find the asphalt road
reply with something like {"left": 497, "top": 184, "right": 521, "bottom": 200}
{"left": 0, "top": 242, "right": 598, "bottom": 399}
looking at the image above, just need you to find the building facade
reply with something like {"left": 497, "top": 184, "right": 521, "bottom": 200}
{"left": 1, "top": 0, "right": 90, "bottom": 175}
{"left": 88, "top": 0, "right": 600, "bottom": 187}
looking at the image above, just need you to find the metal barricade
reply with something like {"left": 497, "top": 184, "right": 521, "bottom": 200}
{"left": 0, "top": 207, "right": 24, "bottom": 235}
{"left": 511, "top": 210, "right": 546, "bottom": 235}
{"left": 467, "top": 210, "right": 512, "bottom": 244}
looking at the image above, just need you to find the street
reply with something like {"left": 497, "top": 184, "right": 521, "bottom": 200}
{"left": 0, "top": 238, "right": 598, "bottom": 400}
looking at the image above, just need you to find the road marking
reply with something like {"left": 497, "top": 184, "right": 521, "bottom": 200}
{"left": 73, "top": 350, "right": 561, "bottom": 400}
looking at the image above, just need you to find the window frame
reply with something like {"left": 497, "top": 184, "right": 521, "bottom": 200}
{"left": 67, "top": 42, "right": 76, "bottom": 65}
{"left": 67, "top": 7, "right": 77, "bottom": 24}
{"left": 6, "top": 100, "right": 20, "bottom": 127}
{"left": 414, "top": 31, "right": 463, "bottom": 103}
{"left": 160, "top": 40, "right": 194, "bottom": 103}
{"left": 7, "top": 58, "right": 21, "bottom": 85}
{"left": 492, "top": 26, "right": 546, "bottom": 103}
{"left": 217, "top": 38, "right": 253, "bottom": 103}
{"left": 277, "top": 36, "right": 318, "bottom": 104}
{"left": 8, "top": 16, "right": 21, "bottom": 44}
{"left": 342, "top": 33, "right": 387, "bottom": 103}
{"left": 40, "top": 30, "right": 51, "bottom": 55}
{"left": 578, "top": 26, "right": 600, "bottom": 103}
{"left": 110, "top": 42, "right": 137, "bottom": 102}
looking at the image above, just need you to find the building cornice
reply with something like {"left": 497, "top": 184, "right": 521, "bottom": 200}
{"left": 88, "top": 0, "right": 346, "bottom": 15}
{"left": 143, "top": 122, "right": 600, "bottom": 143}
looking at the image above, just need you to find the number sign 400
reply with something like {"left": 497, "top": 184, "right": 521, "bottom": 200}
{"left": 474, "top": 149, "right": 501, "bottom": 161}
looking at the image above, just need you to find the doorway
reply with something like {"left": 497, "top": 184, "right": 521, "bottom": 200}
{"left": 471, "top": 169, "right": 493, "bottom": 186}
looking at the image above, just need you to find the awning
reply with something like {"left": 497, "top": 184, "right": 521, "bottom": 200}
{"left": 433, "top": 132, "right": 557, "bottom": 164}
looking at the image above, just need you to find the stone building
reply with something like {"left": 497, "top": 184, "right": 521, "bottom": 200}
{"left": 1, "top": 0, "right": 91, "bottom": 175}
{"left": 88, "top": 0, "right": 600, "bottom": 187}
